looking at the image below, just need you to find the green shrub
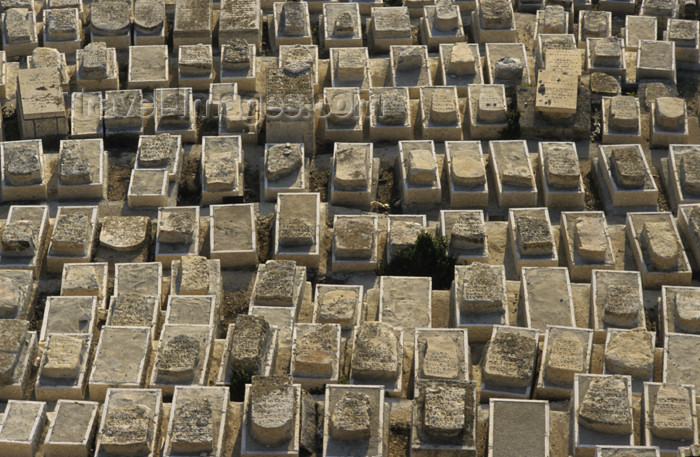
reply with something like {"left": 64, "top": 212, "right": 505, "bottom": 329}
{"left": 229, "top": 369, "right": 252, "bottom": 402}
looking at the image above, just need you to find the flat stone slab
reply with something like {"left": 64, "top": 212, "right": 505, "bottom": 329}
{"left": 379, "top": 276, "right": 432, "bottom": 329}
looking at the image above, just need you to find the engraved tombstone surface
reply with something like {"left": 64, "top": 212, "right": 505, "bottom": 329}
{"left": 250, "top": 375, "right": 295, "bottom": 446}
{"left": 483, "top": 328, "right": 537, "bottom": 387}
{"left": 579, "top": 376, "right": 632, "bottom": 435}
{"left": 651, "top": 384, "right": 694, "bottom": 440}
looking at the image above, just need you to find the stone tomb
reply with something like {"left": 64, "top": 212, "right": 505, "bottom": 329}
{"left": 162, "top": 386, "right": 228, "bottom": 457}
{"left": 207, "top": 83, "right": 237, "bottom": 118}
{"left": 220, "top": 40, "right": 256, "bottom": 93}
{"left": 61, "top": 262, "right": 108, "bottom": 310}
{"left": 626, "top": 212, "right": 692, "bottom": 288}
{"left": 313, "top": 284, "right": 363, "bottom": 331}
{"left": 323, "top": 385, "right": 387, "bottom": 457}
{"left": 387, "top": 215, "right": 426, "bottom": 264}
{"left": 154, "top": 88, "right": 197, "bottom": 143}
{"left": 472, "top": 0, "right": 517, "bottom": 43}
{"left": 332, "top": 215, "right": 378, "bottom": 272}
{"left": 489, "top": 140, "right": 538, "bottom": 208}
{"left": 665, "top": 19, "right": 700, "bottom": 70}
{"left": 291, "top": 323, "right": 341, "bottom": 389}
{"left": 485, "top": 43, "right": 530, "bottom": 87}
{"left": 665, "top": 146, "right": 700, "bottom": 210}
{"left": 330, "top": 48, "right": 371, "bottom": 97}
{"left": 379, "top": 276, "right": 432, "bottom": 329}
{"left": 155, "top": 206, "right": 200, "bottom": 268}
{"left": 219, "top": 0, "right": 262, "bottom": 49}
{"left": 320, "top": 3, "right": 362, "bottom": 50}
{"left": 664, "top": 333, "right": 700, "bottom": 398}
{"left": 440, "top": 210, "right": 488, "bottom": 264}
{"left": 1, "top": 140, "right": 47, "bottom": 201}
{"left": 17, "top": 67, "right": 69, "bottom": 140}
{"left": 219, "top": 94, "right": 262, "bottom": 142}
{"left": 43, "top": 8, "right": 82, "bottom": 55}
{"left": 89, "top": 0, "right": 131, "bottom": 50}
{"left": 536, "top": 34, "right": 578, "bottom": 71}
{"left": 573, "top": 374, "right": 635, "bottom": 456}
{"left": 94, "top": 388, "right": 162, "bottom": 457}
{"left": 217, "top": 315, "right": 277, "bottom": 385}
{"left": 209, "top": 203, "right": 257, "bottom": 268}
{"left": 178, "top": 44, "right": 214, "bottom": 91}
{"left": 444, "top": 141, "right": 488, "bottom": 208}
{"left": 420, "top": 0, "right": 465, "bottom": 50}
{"left": 0, "top": 320, "right": 37, "bottom": 400}
{"left": 624, "top": 16, "right": 658, "bottom": 51}
{"left": 586, "top": 38, "right": 627, "bottom": 80}
{"left": 536, "top": 326, "right": 594, "bottom": 400}
{"left": 56, "top": 139, "right": 106, "bottom": 200}
{"left": 241, "top": 375, "right": 301, "bottom": 456}
{"left": 452, "top": 263, "right": 508, "bottom": 342}
{"left": 165, "top": 295, "right": 216, "bottom": 328}
{"left": 274, "top": 193, "right": 321, "bottom": 269}
{"left": 519, "top": 267, "right": 575, "bottom": 333}
{"left": 538, "top": 142, "right": 585, "bottom": 208}
{"left": 127, "top": 168, "right": 170, "bottom": 208}
{"left": 263, "top": 143, "right": 307, "bottom": 202}
{"left": 643, "top": 382, "right": 698, "bottom": 454}
{"left": 419, "top": 86, "right": 462, "bottom": 141}
{"left": 596, "top": 144, "right": 658, "bottom": 213}
{"left": 172, "top": 0, "right": 212, "bottom": 49}
{"left": 481, "top": 325, "right": 539, "bottom": 401}
{"left": 133, "top": 0, "right": 166, "bottom": 45}
{"left": 369, "top": 87, "right": 413, "bottom": 141}
{"left": 39, "top": 296, "right": 96, "bottom": 342}
{"left": 487, "top": 399, "right": 549, "bottom": 457}
{"left": 439, "top": 44, "right": 483, "bottom": 97}
{"left": 399, "top": 140, "right": 441, "bottom": 208}
{"left": 466, "top": 84, "right": 508, "bottom": 140}
{"left": 150, "top": 323, "right": 213, "bottom": 395}
{"left": 604, "top": 328, "right": 656, "bottom": 394}
{"left": 88, "top": 326, "right": 152, "bottom": 401}
{"left": 201, "top": 135, "right": 243, "bottom": 204}
{"left": 330, "top": 142, "right": 374, "bottom": 209}
{"left": 35, "top": 333, "right": 91, "bottom": 400}
{"left": 534, "top": 5, "right": 570, "bottom": 36}
{"left": 114, "top": 262, "right": 163, "bottom": 299}
{"left": 271, "top": 1, "right": 312, "bottom": 51}
{"left": 0, "top": 205, "right": 49, "bottom": 275}
{"left": 27, "top": 48, "right": 69, "bottom": 92}
{"left": 590, "top": 270, "right": 645, "bottom": 343}
{"left": 46, "top": 206, "right": 98, "bottom": 274}
{"left": 508, "top": 208, "right": 558, "bottom": 273}
{"left": 534, "top": 69, "right": 579, "bottom": 126}
{"left": 106, "top": 294, "right": 160, "bottom": 337}
{"left": 279, "top": 44, "right": 320, "bottom": 95}
{"left": 43, "top": 400, "right": 99, "bottom": 457}
{"left": 660, "top": 286, "right": 700, "bottom": 340}
{"left": 170, "top": 256, "right": 222, "bottom": 304}
{"left": 650, "top": 97, "right": 689, "bottom": 147}
{"left": 413, "top": 328, "right": 469, "bottom": 391}
{"left": 350, "top": 322, "right": 404, "bottom": 397}
{"left": 639, "top": 0, "right": 680, "bottom": 20}
{"left": 0, "top": 270, "right": 35, "bottom": 320}
{"left": 561, "top": 211, "right": 616, "bottom": 282}
{"left": 637, "top": 41, "right": 677, "bottom": 83}
{"left": 411, "top": 380, "right": 477, "bottom": 457}
{"left": 677, "top": 204, "right": 700, "bottom": 267}
{"left": 76, "top": 42, "right": 119, "bottom": 91}
{"left": 103, "top": 89, "right": 145, "bottom": 137}
{"left": 127, "top": 45, "right": 169, "bottom": 89}
{"left": 369, "top": 7, "right": 413, "bottom": 54}
{"left": 578, "top": 11, "right": 612, "bottom": 47}
{"left": 323, "top": 87, "right": 364, "bottom": 142}
{"left": 1, "top": 8, "right": 38, "bottom": 57}
{"left": 71, "top": 92, "right": 103, "bottom": 139}
{"left": 390, "top": 45, "right": 432, "bottom": 98}
{"left": 249, "top": 260, "right": 305, "bottom": 309}
{"left": 0, "top": 400, "right": 46, "bottom": 457}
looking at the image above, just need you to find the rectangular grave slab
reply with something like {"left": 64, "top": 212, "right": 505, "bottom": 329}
{"left": 321, "top": 3, "right": 362, "bottom": 50}
{"left": 271, "top": 1, "right": 312, "bottom": 51}
{"left": 452, "top": 263, "right": 508, "bottom": 342}
{"left": 89, "top": 0, "right": 131, "bottom": 49}
{"left": 413, "top": 329, "right": 469, "bottom": 394}
{"left": 650, "top": 97, "right": 688, "bottom": 148}
{"left": 536, "top": 33, "right": 578, "bottom": 72}
{"left": 639, "top": 0, "right": 680, "bottom": 19}
{"left": 274, "top": 193, "right": 321, "bottom": 269}
{"left": 207, "top": 83, "right": 237, "bottom": 120}
{"left": 56, "top": 139, "right": 107, "bottom": 200}
{"left": 472, "top": 0, "right": 517, "bottom": 43}
{"left": 390, "top": 45, "right": 432, "bottom": 99}
{"left": 94, "top": 388, "right": 162, "bottom": 457}
{"left": 46, "top": 206, "right": 98, "bottom": 274}
{"left": 323, "top": 385, "right": 387, "bottom": 457}
{"left": 170, "top": 257, "right": 222, "bottom": 305}
{"left": 127, "top": 45, "right": 169, "bottom": 89}
{"left": 330, "top": 47, "right": 371, "bottom": 97}
{"left": 250, "top": 259, "right": 305, "bottom": 309}
{"left": 350, "top": 322, "right": 404, "bottom": 397}
{"left": 466, "top": 84, "right": 508, "bottom": 140}
{"left": 332, "top": 215, "right": 378, "bottom": 272}
{"left": 217, "top": 315, "right": 278, "bottom": 385}
{"left": 324, "top": 87, "right": 364, "bottom": 143}
{"left": 17, "top": 67, "right": 68, "bottom": 139}
{"left": 643, "top": 382, "right": 698, "bottom": 455}
{"left": 488, "top": 399, "right": 549, "bottom": 457}
{"left": 178, "top": 44, "right": 214, "bottom": 90}
{"left": 39, "top": 296, "right": 96, "bottom": 342}
{"left": 665, "top": 19, "right": 699, "bottom": 70}
{"left": 154, "top": 88, "right": 197, "bottom": 143}
{"left": 103, "top": 89, "right": 145, "bottom": 137}
{"left": 263, "top": 143, "right": 307, "bottom": 202}
{"left": 0, "top": 270, "right": 35, "bottom": 320}
{"left": 399, "top": 140, "right": 441, "bottom": 209}
{"left": 573, "top": 374, "right": 635, "bottom": 457}
{"left": 439, "top": 44, "right": 483, "bottom": 98}
{"left": 538, "top": 142, "right": 585, "bottom": 208}
{"left": 71, "top": 91, "right": 103, "bottom": 138}
{"left": 665, "top": 146, "right": 700, "bottom": 210}
{"left": 561, "top": 211, "right": 616, "bottom": 281}
{"left": 578, "top": 10, "right": 612, "bottom": 46}
{"left": 209, "top": 204, "right": 257, "bottom": 268}
{"left": 660, "top": 286, "right": 700, "bottom": 341}
{"left": 165, "top": 295, "right": 216, "bottom": 327}
{"left": 596, "top": 145, "right": 658, "bottom": 214}
{"left": 219, "top": 0, "right": 262, "bottom": 49}
{"left": 35, "top": 333, "right": 91, "bottom": 400}
{"left": 536, "top": 325, "right": 594, "bottom": 400}
{"left": 481, "top": 325, "right": 540, "bottom": 401}
{"left": 508, "top": 208, "right": 558, "bottom": 274}
{"left": 677, "top": 204, "right": 700, "bottom": 267}
{"left": 1, "top": 140, "right": 47, "bottom": 201}
{"left": 445, "top": 141, "right": 488, "bottom": 208}
{"left": 135, "top": 133, "right": 183, "bottom": 183}
{"left": 219, "top": 94, "right": 262, "bottom": 143}
{"left": 2, "top": 9, "right": 38, "bottom": 58}
{"left": 625, "top": 16, "right": 658, "bottom": 51}
{"left": 60, "top": 263, "right": 108, "bottom": 311}
{"left": 114, "top": 262, "right": 163, "bottom": 299}
{"left": 279, "top": 44, "right": 319, "bottom": 94}
{"left": 485, "top": 43, "right": 530, "bottom": 87}
{"left": 127, "top": 168, "right": 169, "bottom": 208}
{"left": 369, "top": 87, "right": 413, "bottom": 142}
{"left": 626, "top": 212, "right": 692, "bottom": 289}
{"left": 0, "top": 320, "right": 37, "bottom": 400}
{"left": 519, "top": 267, "right": 575, "bottom": 333}
{"left": 241, "top": 375, "right": 301, "bottom": 456}
{"left": 379, "top": 276, "right": 432, "bottom": 329}
{"left": 421, "top": 2, "right": 465, "bottom": 50}
{"left": 419, "top": 86, "right": 462, "bottom": 141}
{"left": 44, "top": 400, "right": 99, "bottom": 457}
{"left": 150, "top": 324, "right": 214, "bottom": 395}
{"left": 290, "top": 323, "right": 341, "bottom": 389}
{"left": 172, "top": 0, "right": 212, "bottom": 48}
{"left": 133, "top": 0, "right": 166, "bottom": 45}
{"left": 411, "top": 379, "right": 477, "bottom": 457}
{"left": 42, "top": 8, "right": 82, "bottom": 55}
{"left": 586, "top": 38, "right": 627, "bottom": 81}
{"left": 370, "top": 7, "right": 413, "bottom": 53}
{"left": 106, "top": 294, "right": 160, "bottom": 338}
{"left": 163, "top": 386, "right": 228, "bottom": 457}
{"left": 440, "top": 210, "right": 488, "bottom": 264}
{"left": 604, "top": 328, "right": 656, "bottom": 395}
{"left": 201, "top": 136, "right": 243, "bottom": 205}
{"left": 313, "top": 284, "right": 363, "bottom": 331}
{"left": 0, "top": 205, "right": 48, "bottom": 275}
{"left": 534, "top": 6, "right": 570, "bottom": 36}
{"left": 0, "top": 400, "right": 46, "bottom": 457}
{"left": 590, "top": 270, "right": 645, "bottom": 343}
{"left": 330, "top": 142, "right": 374, "bottom": 209}
{"left": 663, "top": 333, "right": 700, "bottom": 400}
{"left": 155, "top": 206, "right": 200, "bottom": 268}
{"left": 88, "top": 326, "right": 152, "bottom": 401}
{"left": 637, "top": 40, "right": 677, "bottom": 83}
{"left": 220, "top": 42, "right": 256, "bottom": 93}
{"left": 387, "top": 215, "right": 426, "bottom": 263}
{"left": 490, "top": 140, "right": 537, "bottom": 208}
{"left": 76, "top": 43, "right": 119, "bottom": 91}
